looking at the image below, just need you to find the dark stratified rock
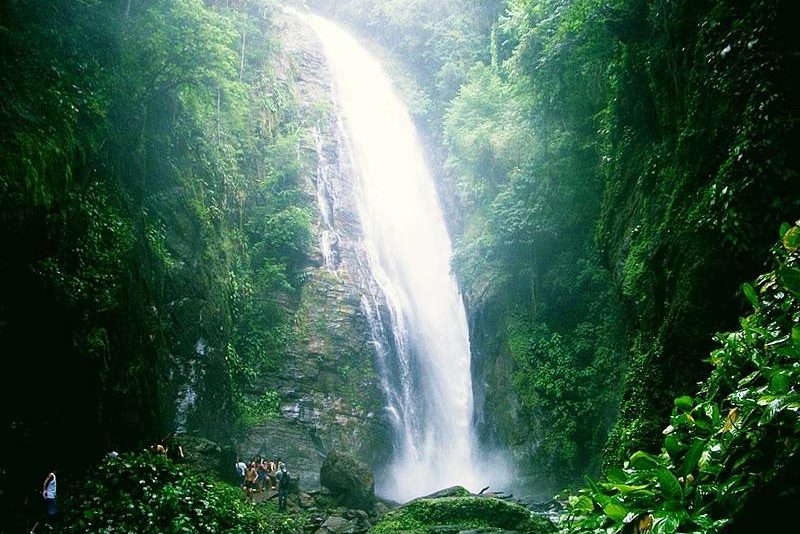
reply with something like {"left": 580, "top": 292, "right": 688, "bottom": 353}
{"left": 320, "top": 450, "right": 375, "bottom": 509}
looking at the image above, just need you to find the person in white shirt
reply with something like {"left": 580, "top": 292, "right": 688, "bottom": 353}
{"left": 235, "top": 459, "right": 247, "bottom": 488}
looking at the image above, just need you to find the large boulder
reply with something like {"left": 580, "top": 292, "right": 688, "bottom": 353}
{"left": 369, "top": 495, "right": 556, "bottom": 534}
{"left": 320, "top": 450, "right": 375, "bottom": 509}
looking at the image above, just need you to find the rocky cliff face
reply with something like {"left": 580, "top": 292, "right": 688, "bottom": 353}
{"left": 468, "top": 300, "right": 556, "bottom": 500}
{"left": 239, "top": 14, "right": 391, "bottom": 490}
{"left": 469, "top": 302, "right": 518, "bottom": 452}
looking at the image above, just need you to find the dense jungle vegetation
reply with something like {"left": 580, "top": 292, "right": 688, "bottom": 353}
{"left": 312, "top": 0, "right": 799, "bottom": 488}
{"left": 0, "top": 0, "right": 312, "bottom": 527}
{"left": 1, "top": 0, "right": 798, "bottom": 532}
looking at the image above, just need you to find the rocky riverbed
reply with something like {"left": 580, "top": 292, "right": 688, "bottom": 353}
{"left": 245, "top": 449, "right": 556, "bottom": 534}
{"left": 250, "top": 484, "right": 556, "bottom": 534}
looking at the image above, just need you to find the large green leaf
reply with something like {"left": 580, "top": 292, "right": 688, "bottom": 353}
{"left": 681, "top": 439, "right": 705, "bottom": 477}
{"left": 655, "top": 468, "right": 683, "bottom": 502}
{"left": 703, "top": 402, "right": 721, "bottom": 427}
{"left": 603, "top": 501, "right": 629, "bottom": 522}
{"left": 783, "top": 226, "right": 800, "bottom": 251}
{"left": 606, "top": 466, "right": 628, "bottom": 484}
{"left": 569, "top": 495, "right": 595, "bottom": 514}
{"left": 777, "top": 266, "right": 800, "bottom": 293}
{"left": 584, "top": 475, "right": 611, "bottom": 506}
{"left": 652, "top": 510, "right": 688, "bottom": 534}
{"left": 600, "top": 481, "right": 653, "bottom": 494}
{"left": 759, "top": 397, "right": 788, "bottom": 426}
{"left": 664, "top": 435, "right": 684, "bottom": 459}
{"left": 770, "top": 372, "right": 790, "bottom": 394}
{"left": 630, "top": 451, "right": 664, "bottom": 471}
{"left": 674, "top": 395, "right": 694, "bottom": 412}
{"left": 741, "top": 282, "right": 758, "bottom": 308}
{"left": 693, "top": 418, "right": 713, "bottom": 433}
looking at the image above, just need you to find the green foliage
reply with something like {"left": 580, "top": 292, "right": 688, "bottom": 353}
{"left": 438, "top": 0, "right": 628, "bottom": 484}
{"left": 439, "top": 0, "right": 799, "bottom": 488}
{"left": 34, "top": 181, "right": 136, "bottom": 311}
{"left": 505, "top": 280, "right": 625, "bottom": 479}
{"left": 371, "top": 496, "right": 556, "bottom": 534}
{"left": 594, "top": 0, "right": 799, "bottom": 466}
{"left": 561, "top": 224, "right": 800, "bottom": 533}
{"left": 61, "top": 452, "right": 307, "bottom": 534}
{"left": 240, "top": 390, "right": 282, "bottom": 426}
{"left": 261, "top": 206, "right": 314, "bottom": 271}
{"left": 0, "top": 0, "right": 309, "bottom": 526}
{"left": 444, "top": 64, "right": 530, "bottom": 206}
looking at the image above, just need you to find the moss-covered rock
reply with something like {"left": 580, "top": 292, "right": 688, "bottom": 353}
{"left": 418, "top": 486, "right": 473, "bottom": 499}
{"left": 369, "top": 496, "right": 555, "bottom": 534}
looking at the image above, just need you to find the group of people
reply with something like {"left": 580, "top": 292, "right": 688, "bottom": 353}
{"left": 235, "top": 457, "right": 291, "bottom": 509}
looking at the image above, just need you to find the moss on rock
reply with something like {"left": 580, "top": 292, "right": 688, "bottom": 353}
{"left": 369, "top": 496, "right": 555, "bottom": 534}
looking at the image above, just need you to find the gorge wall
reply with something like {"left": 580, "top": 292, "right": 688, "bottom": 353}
{"left": 238, "top": 13, "right": 392, "bottom": 487}
{"left": 455, "top": 0, "right": 799, "bottom": 493}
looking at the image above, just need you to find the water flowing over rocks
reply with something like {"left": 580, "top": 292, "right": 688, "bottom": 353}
{"left": 292, "top": 9, "right": 491, "bottom": 501}
{"left": 239, "top": 13, "right": 392, "bottom": 490}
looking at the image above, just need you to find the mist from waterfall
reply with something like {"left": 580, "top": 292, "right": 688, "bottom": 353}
{"left": 289, "top": 9, "right": 505, "bottom": 501}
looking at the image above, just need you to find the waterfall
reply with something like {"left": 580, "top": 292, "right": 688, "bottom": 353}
{"left": 293, "top": 9, "right": 483, "bottom": 501}
{"left": 311, "top": 125, "right": 340, "bottom": 269}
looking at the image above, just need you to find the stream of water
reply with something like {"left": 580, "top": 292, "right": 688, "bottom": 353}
{"left": 292, "top": 9, "right": 495, "bottom": 501}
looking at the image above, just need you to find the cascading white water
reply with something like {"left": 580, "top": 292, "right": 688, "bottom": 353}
{"left": 311, "top": 125, "right": 340, "bottom": 269}
{"left": 292, "top": 9, "right": 484, "bottom": 501}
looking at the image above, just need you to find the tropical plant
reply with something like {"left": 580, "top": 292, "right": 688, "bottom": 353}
{"left": 561, "top": 222, "right": 800, "bottom": 533}
{"left": 61, "top": 452, "right": 308, "bottom": 534}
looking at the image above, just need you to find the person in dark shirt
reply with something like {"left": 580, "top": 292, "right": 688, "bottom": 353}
{"left": 276, "top": 463, "right": 290, "bottom": 510}
{"left": 165, "top": 432, "right": 185, "bottom": 461}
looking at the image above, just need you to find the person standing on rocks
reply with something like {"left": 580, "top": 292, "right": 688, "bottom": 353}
{"left": 268, "top": 458, "right": 278, "bottom": 490}
{"left": 277, "top": 463, "right": 290, "bottom": 510}
{"left": 42, "top": 470, "right": 57, "bottom": 518}
{"left": 235, "top": 459, "right": 247, "bottom": 489}
{"left": 257, "top": 459, "right": 269, "bottom": 492}
{"left": 29, "top": 469, "right": 58, "bottom": 533}
{"left": 244, "top": 462, "right": 259, "bottom": 501}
